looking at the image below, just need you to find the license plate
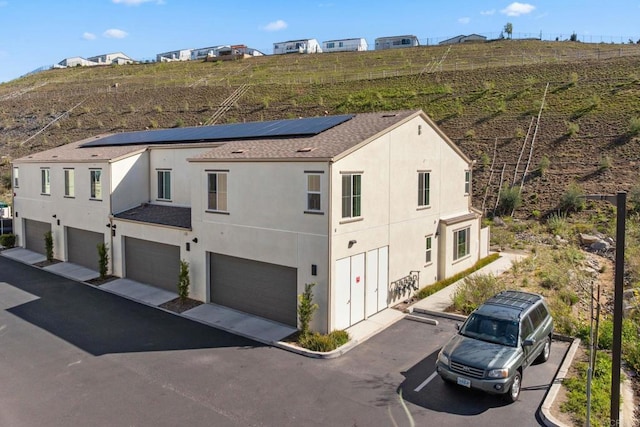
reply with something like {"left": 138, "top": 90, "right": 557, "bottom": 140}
{"left": 457, "top": 377, "right": 471, "bottom": 388}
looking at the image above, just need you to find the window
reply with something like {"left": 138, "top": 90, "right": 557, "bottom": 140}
{"left": 418, "top": 172, "right": 430, "bottom": 207}
{"left": 13, "top": 167, "right": 18, "bottom": 188}
{"left": 64, "top": 169, "right": 75, "bottom": 197}
{"left": 41, "top": 168, "right": 50, "bottom": 195}
{"left": 464, "top": 170, "right": 471, "bottom": 195}
{"left": 453, "top": 227, "right": 470, "bottom": 260}
{"left": 327, "top": 42, "right": 335, "bottom": 49}
{"left": 90, "top": 169, "right": 102, "bottom": 200}
{"left": 157, "top": 170, "right": 171, "bottom": 200}
{"left": 207, "top": 172, "right": 227, "bottom": 211}
{"left": 341, "top": 174, "right": 361, "bottom": 218}
{"left": 306, "top": 174, "right": 321, "bottom": 212}
{"left": 425, "top": 236, "right": 432, "bottom": 264}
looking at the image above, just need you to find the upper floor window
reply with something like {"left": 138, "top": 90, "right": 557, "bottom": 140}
{"left": 64, "top": 168, "right": 75, "bottom": 197}
{"left": 418, "top": 171, "right": 430, "bottom": 207}
{"left": 465, "top": 170, "right": 471, "bottom": 195}
{"left": 13, "top": 167, "right": 18, "bottom": 188}
{"left": 157, "top": 170, "right": 171, "bottom": 200}
{"left": 425, "top": 236, "right": 433, "bottom": 264}
{"left": 454, "top": 227, "right": 470, "bottom": 260}
{"left": 341, "top": 173, "right": 361, "bottom": 219}
{"left": 41, "top": 168, "right": 50, "bottom": 195}
{"left": 90, "top": 169, "right": 102, "bottom": 200}
{"left": 306, "top": 174, "right": 321, "bottom": 212}
{"left": 207, "top": 172, "right": 227, "bottom": 212}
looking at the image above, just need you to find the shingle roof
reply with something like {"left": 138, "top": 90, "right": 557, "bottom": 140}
{"left": 114, "top": 203, "right": 191, "bottom": 229}
{"left": 190, "top": 110, "right": 419, "bottom": 161}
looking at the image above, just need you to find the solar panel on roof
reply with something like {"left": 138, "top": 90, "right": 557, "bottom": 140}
{"left": 80, "top": 114, "right": 354, "bottom": 147}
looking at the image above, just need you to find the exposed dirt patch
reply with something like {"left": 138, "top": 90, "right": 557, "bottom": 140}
{"left": 159, "top": 297, "right": 203, "bottom": 314}
{"left": 34, "top": 259, "right": 62, "bottom": 267}
{"left": 86, "top": 275, "right": 118, "bottom": 286}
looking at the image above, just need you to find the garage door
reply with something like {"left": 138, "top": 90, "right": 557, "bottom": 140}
{"left": 67, "top": 227, "right": 104, "bottom": 271}
{"left": 24, "top": 219, "right": 51, "bottom": 255}
{"left": 209, "top": 253, "right": 297, "bottom": 327}
{"left": 125, "top": 237, "right": 180, "bottom": 292}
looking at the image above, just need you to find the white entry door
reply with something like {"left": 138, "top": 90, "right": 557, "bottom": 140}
{"left": 366, "top": 246, "right": 389, "bottom": 318}
{"left": 334, "top": 257, "right": 351, "bottom": 330}
{"left": 350, "top": 253, "right": 365, "bottom": 324}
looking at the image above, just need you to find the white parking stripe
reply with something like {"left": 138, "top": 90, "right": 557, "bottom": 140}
{"left": 414, "top": 371, "right": 438, "bottom": 392}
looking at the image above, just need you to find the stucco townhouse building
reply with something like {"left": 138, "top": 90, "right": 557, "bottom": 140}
{"left": 11, "top": 110, "right": 488, "bottom": 333}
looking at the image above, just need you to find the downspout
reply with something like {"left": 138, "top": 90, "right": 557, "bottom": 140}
{"left": 327, "top": 160, "right": 333, "bottom": 333}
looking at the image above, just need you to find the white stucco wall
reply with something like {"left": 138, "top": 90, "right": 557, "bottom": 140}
{"left": 189, "top": 160, "right": 331, "bottom": 331}
{"left": 112, "top": 152, "right": 149, "bottom": 214}
{"left": 12, "top": 161, "right": 112, "bottom": 259}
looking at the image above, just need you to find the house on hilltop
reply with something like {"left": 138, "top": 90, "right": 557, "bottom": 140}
{"left": 439, "top": 34, "right": 487, "bottom": 45}
{"left": 57, "top": 57, "right": 99, "bottom": 68}
{"left": 11, "top": 110, "right": 486, "bottom": 333}
{"left": 374, "top": 35, "right": 419, "bottom": 50}
{"left": 156, "top": 48, "right": 193, "bottom": 62}
{"left": 87, "top": 52, "right": 134, "bottom": 65}
{"left": 273, "top": 39, "right": 322, "bottom": 54}
{"left": 322, "top": 38, "right": 368, "bottom": 53}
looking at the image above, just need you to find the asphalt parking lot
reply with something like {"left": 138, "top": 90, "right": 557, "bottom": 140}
{"left": 0, "top": 256, "right": 569, "bottom": 426}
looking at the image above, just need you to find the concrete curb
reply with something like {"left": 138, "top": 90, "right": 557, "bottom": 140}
{"left": 539, "top": 337, "right": 581, "bottom": 427}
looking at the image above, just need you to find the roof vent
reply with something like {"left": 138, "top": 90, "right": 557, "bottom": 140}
{"left": 381, "top": 114, "right": 398, "bottom": 118}
{"left": 296, "top": 147, "right": 314, "bottom": 153}
{"left": 231, "top": 149, "right": 246, "bottom": 154}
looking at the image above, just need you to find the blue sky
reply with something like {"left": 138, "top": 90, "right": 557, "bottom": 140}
{"left": 0, "top": 0, "right": 639, "bottom": 83}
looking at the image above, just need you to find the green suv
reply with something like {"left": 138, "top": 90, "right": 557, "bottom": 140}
{"left": 435, "top": 290, "right": 554, "bottom": 402}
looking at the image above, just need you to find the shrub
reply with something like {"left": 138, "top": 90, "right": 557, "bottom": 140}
{"left": 547, "top": 212, "right": 570, "bottom": 237}
{"left": 538, "top": 155, "right": 551, "bottom": 177}
{"left": 629, "top": 117, "right": 640, "bottom": 136}
{"left": 0, "top": 233, "right": 16, "bottom": 248}
{"left": 97, "top": 242, "right": 109, "bottom": 279}
{"left": 298, "top": 283, "right": 319, "bottom": 337}
{"left": 451, "top": 273, "right": 507, "bottom": 314}
{"left": 497, "top": 186, "right": 522, "bottom": 215}
{"left": 178, "top": 260, "right": 190, "bottom": 301}
{"left": 598, "top": 155, "right": 612, "bottom": 171}
{"left": 565, "top": 121, "right": 580, "bottom": 136}
{"left": 559, "top": 183, "right": 585, "bottom": 213}
{"left": 298, "top": 330, "right": 350, "bottom": 352}
{"left": 44, "top": 231, "right": 53, "bottom": 262}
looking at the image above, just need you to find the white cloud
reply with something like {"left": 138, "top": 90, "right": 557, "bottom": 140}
{"left": 501, "top": 2, "right": 535, "bottom": 16}
{"left": 103, "top": 28, "right": 128, "bottom": 39}
{"left": 83, "top": 32, "right": 97, "bottom": 40}
{"left": 481, "top": 9, "right": 495, "bottom": 15}
{"left": 112, "top": 0, "right": 160, "bottom": 5}
{"left": 261, "top": 20, "right": 288, "bottom": 32}
{"left": 458, "top": 17, "right": 471, "bottom": 24}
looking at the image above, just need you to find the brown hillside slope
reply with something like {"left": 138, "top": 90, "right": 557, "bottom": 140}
{"left": 1, "top": 40, "right": 639, "bottom": 216}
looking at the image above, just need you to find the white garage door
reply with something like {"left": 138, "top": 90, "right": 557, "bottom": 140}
{"left": 209, "top": 253, "right": 297, "bottom": 327}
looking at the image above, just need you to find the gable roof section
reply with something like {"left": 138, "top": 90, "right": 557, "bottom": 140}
{"left": 80, "top": 115, "right": 354, "bottom": 148}
{"left": 190, "top": 110, "right": 418, "bottom": 162}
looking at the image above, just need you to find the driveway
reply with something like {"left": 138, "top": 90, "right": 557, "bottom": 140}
{"left": 0, "top": 256, "right": 568, "bottom": 426}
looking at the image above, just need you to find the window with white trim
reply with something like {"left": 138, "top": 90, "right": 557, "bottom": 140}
{"left": 13, "top": 167, "right": 18, "bottom": 188}
{"left": 418, "top": 171, "right": 430, "bottom": 207}
{"left": 90, "top": 169, "right": 102, "bottom": 200}
{"left": 157, "top": 170, "right": 171, "bottom": 200}
{"left": 425, "top": 236, "right": 433, "bottom": 264}
{"left": 306, "top": 174, "right": 321, "bottom": 212}
{"left": 464, "top": 170, "right": 471, "bottom": 195}
{"left": 207, "top": 172, "right": 227, "bottom": 211}
{"left": 454, "top": 227, "right": 470, "bottom": 260}
{"left": 64, "top": 168, "right": 75, "bottom": 197}
{"left": 41, "top": 168, "right": 50, "bottom": 195}
{"left": 341, "top": 174, "right": 361, "bottom": 218}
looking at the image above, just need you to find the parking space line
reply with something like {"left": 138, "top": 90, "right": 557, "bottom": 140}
{"left": 414, "top": 371, "right": 438, "bottom": 392}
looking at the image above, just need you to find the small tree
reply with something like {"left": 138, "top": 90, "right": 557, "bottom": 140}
{"left": 97, "top": 242, "right": 109, "bottom": 280}
{"left": 298, "top": 283, "right": 319, "bottom": 337}
{"left": 570, "top": 32, "right": 578, "bottom": 42}
{"left": 504, "top": 22, "right": 513, "bottom": 39}
{"left": 178, "top": 260, "right": 190, "bottom": 301}
{"left": 497, "top": 186, "right": 522, "bottom": 215}
{"left": 44, "top": 231, "right": 53, "bottom": 262}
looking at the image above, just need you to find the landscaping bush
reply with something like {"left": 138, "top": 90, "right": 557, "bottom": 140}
{"left": 178, "top": 260, "right": 190, "bottom": 301}
{"left": 497, "top": 186, "right": 522, "bottom": 215}
{"left": 298, "top": 283, "right": 318, "bottom": 337}
{"left": 559, "top": 183, "right": 586, "bottom": 213}
{"left": 97, "top": 242, "right": 109, "bottom": 279}
{"left": 451, "top": 273, "right": 507, "bottom": 314}
{"left": 44, "top": 231, "right": 53, "bottom": 262}
{"left": 0, "top": 233, "right": 16, "bottom": 248}
{"left": 298, "top": 330, "right": 350, "bottom": 352}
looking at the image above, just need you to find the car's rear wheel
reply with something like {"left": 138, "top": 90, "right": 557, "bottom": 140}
{"left": 504, "top": 371, "right": 521, "bottom": 403}
{"left": 536, "top": 336, "right": 551, "bottom": 363}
